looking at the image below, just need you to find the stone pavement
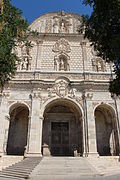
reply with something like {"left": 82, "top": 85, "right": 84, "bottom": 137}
{"left": 31, "top": 157, "right": 99, "bottom": 180}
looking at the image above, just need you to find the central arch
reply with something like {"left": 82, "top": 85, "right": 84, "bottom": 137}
{"left": 42, "top": 98, "right": 83, "bottom": 156}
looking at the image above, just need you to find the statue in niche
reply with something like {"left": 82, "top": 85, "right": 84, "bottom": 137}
{"left": 96, "top": 58, "right": 106, "bottom": 72}
{"left": 54, "top": 55, "right": 70, "bottom": 71}
{"left": 53, "top": 18, "right": 59, "bottom": 33}
{"left": 54, "top": 58, "right": 58, "bottom": 71}
{"left": 21, "top": 56, "right": 29, "bottom": 70}
{"left": 60, "top": 19, "right": 69, "bottom": 33}
{"left": 59, "top": 56, "right": 69, "bottom": 71}
{"left": 59, "top": 58, "right": 65, "bottom": 71}
{"left": 92, "top": 58, "right": 106, "bottom": 72}
{"left": 19, "top": 45, "right": 32, "bottom": 70}
{"left": 61, "top": 22, "right": 65, "bottom": 33}
{"left": 91, "top": 59, "right": 96, "bottom": 71}
{"left": 97, "top": 61, "right": 102, "bottom": 71}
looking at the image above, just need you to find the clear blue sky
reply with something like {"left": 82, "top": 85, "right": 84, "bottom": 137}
{"left": 11, "top": 0, "right": 92, "bottom": 24}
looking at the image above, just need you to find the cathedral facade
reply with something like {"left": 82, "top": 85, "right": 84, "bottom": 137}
{"left": 0, "top": 11, "right": 120, "bottom": 157}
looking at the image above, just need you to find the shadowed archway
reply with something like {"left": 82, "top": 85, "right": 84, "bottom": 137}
{"left": 42, "top": 99, "right": 83, "bottom": 156}
{"left": 7, "top": 103, "right": 29, "bottom": 155}
{"left": 95, "top": 104, "right": 119, "bottom": 156}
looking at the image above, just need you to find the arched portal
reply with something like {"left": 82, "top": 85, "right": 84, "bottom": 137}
{"left": 95, "top": 104, "right": 119, "bottom": 156}
{"left": 42, "top": 99, "right": 83, "bottom": 156}
{"left": 7, "top": 103, "right": 29, "bottom": 155}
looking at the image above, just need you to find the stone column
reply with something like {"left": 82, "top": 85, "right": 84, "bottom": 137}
{"left": 35, "top": 39, "right": 43, "bottom": 69}
{"left": 82, "top": 93, "right": 89, "bottom": 157}
{"left": 0, "top": 92, "right": 10, "bottom": 156}
{"left": 26, "top": 92, "right": 43, "bottom": 157}
{"left": 85, "top": 93, "right": 98, "bottom": 156}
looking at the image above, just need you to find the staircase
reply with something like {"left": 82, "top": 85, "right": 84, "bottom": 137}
{"left": 0, "top": 157, "right": 42, "bottom": 179}
{"left": 86, "top": 156, "right": 120, "bottom": 176}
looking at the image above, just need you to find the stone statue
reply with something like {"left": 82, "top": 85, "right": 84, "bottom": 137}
{"left": 53, "top": 18, "right": 59, "bottom": 33}
{"left": 21, "top": 57, "right": 29, "bottom": 70}
{"left": 53, "top": 23, "right": 59, "bottom": 33}
{"left": 59, "top": 58, "right": 65, "bottom": 71}
{"left": 61, "top": 22, "right": 65, "bottom": 33}
{"left": 97, "top": 61, "right": 102, "bottom": 71}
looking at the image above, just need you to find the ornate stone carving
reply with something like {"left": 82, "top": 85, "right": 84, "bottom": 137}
{"left": 45, "top": 19, "right": 52, "bottom": 33}
{"left": 92, "top": 57, "right": 106, "bottom": 72}
{"left": 3, "top": 89, "right": 10, "bottom": 98}
{"left": 31, "top": 90, "right": 42, "bottom": 99}
{"left": 53, "top": 38, "right": 71, "bottom": 54}
{"left": 85, "top": 92, "right": 93, "bottom": 100}
{"left": 54, "top": 53, "right": 70, "bottom": 71}
{"left": 53, "top": 17, "right": 59, "bottom": 33}
{"left": 47, "top": 77, "right": 80, "bottom": 100}
{"left": 19, "top": 45, "right": 32, "bottom": 70}
{"left": 54, "top": 78, "right": 69, "bottom": 97}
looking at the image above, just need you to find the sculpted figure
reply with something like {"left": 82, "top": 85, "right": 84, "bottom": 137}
{"left": 61, "top": 22, "right": 65, "bottom": 33}
{"left": 21, "top": 57, "right": 29, "bottom": 70}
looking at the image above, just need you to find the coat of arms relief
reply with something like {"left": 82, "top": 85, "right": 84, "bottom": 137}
{"left": 47, "top": 77, "right": 78, "bottom": 99}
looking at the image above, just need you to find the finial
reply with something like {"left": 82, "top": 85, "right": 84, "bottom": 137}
{"left": 61, "top": 10, "right": 65, "bottom": 16}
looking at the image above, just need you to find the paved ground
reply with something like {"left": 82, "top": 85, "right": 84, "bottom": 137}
{"left": 0, "top": 157, "right": 120, "bottom": 180}
{"left": 1, "top": 174, "right": 120, "bottom": 180}
{"left": 31, "top": 157, "right": 100, "bottom": 180}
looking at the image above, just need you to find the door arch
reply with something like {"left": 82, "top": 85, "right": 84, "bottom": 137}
{"left": 42, "top": 99, "right": 83, "bottom": 156}
{"left": 7, "top": 103, "right": 29, "bottom": 155}
{"left": 94, "top": 104, "right": 119, "bottom": 156}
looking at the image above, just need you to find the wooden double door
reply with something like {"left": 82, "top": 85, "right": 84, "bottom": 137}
{"left": 51, "top": 122, "right": 70, "bottom": 156}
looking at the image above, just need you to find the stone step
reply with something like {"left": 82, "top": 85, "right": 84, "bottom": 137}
{"left": 0, "top": 157, "right": 42, "bottom": 179}
{"left": 5, "top": 166, "right": 34, "bottom": 171}
{"left": 0, "top": 174, "right": 23, "bottom": 180}
{"left": 1, "top": 170, "right": 30, "bottom": 176}
{"left": 2, "top": 168, "right": 31, "bottom": 174}
{"left": 10, "top": 164, "right": 38, "bottom": 168}
{"left": 0, "top": 172, "right": 29, "bottom": 179}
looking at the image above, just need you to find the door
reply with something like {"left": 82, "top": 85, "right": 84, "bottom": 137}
{"left": 51, "top": 122, "right": 69, "bottom": 156}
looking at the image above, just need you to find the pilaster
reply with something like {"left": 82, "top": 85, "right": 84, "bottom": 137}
{"left": 81, "top": 40, "right": 88, "bottom": 74}
{"left": 0, "top": 91, "right": 10, "bottom": 156}
{"left": 26, "top": 92, "right": 43, "bottom": 157}
{"left": 35, "top": 39, "right": 43, "bottom": 69}
{"left": 85, "top": 92, "right": 99, "bottom": 156}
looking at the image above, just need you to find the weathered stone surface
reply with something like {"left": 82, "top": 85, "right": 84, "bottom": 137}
{"left": 0, "top": 11, "right": 119, "bottom": 159}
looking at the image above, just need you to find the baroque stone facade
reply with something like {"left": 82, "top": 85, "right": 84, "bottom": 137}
{"left": 0, "top": 11, "right": 120, "bottom": 157}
